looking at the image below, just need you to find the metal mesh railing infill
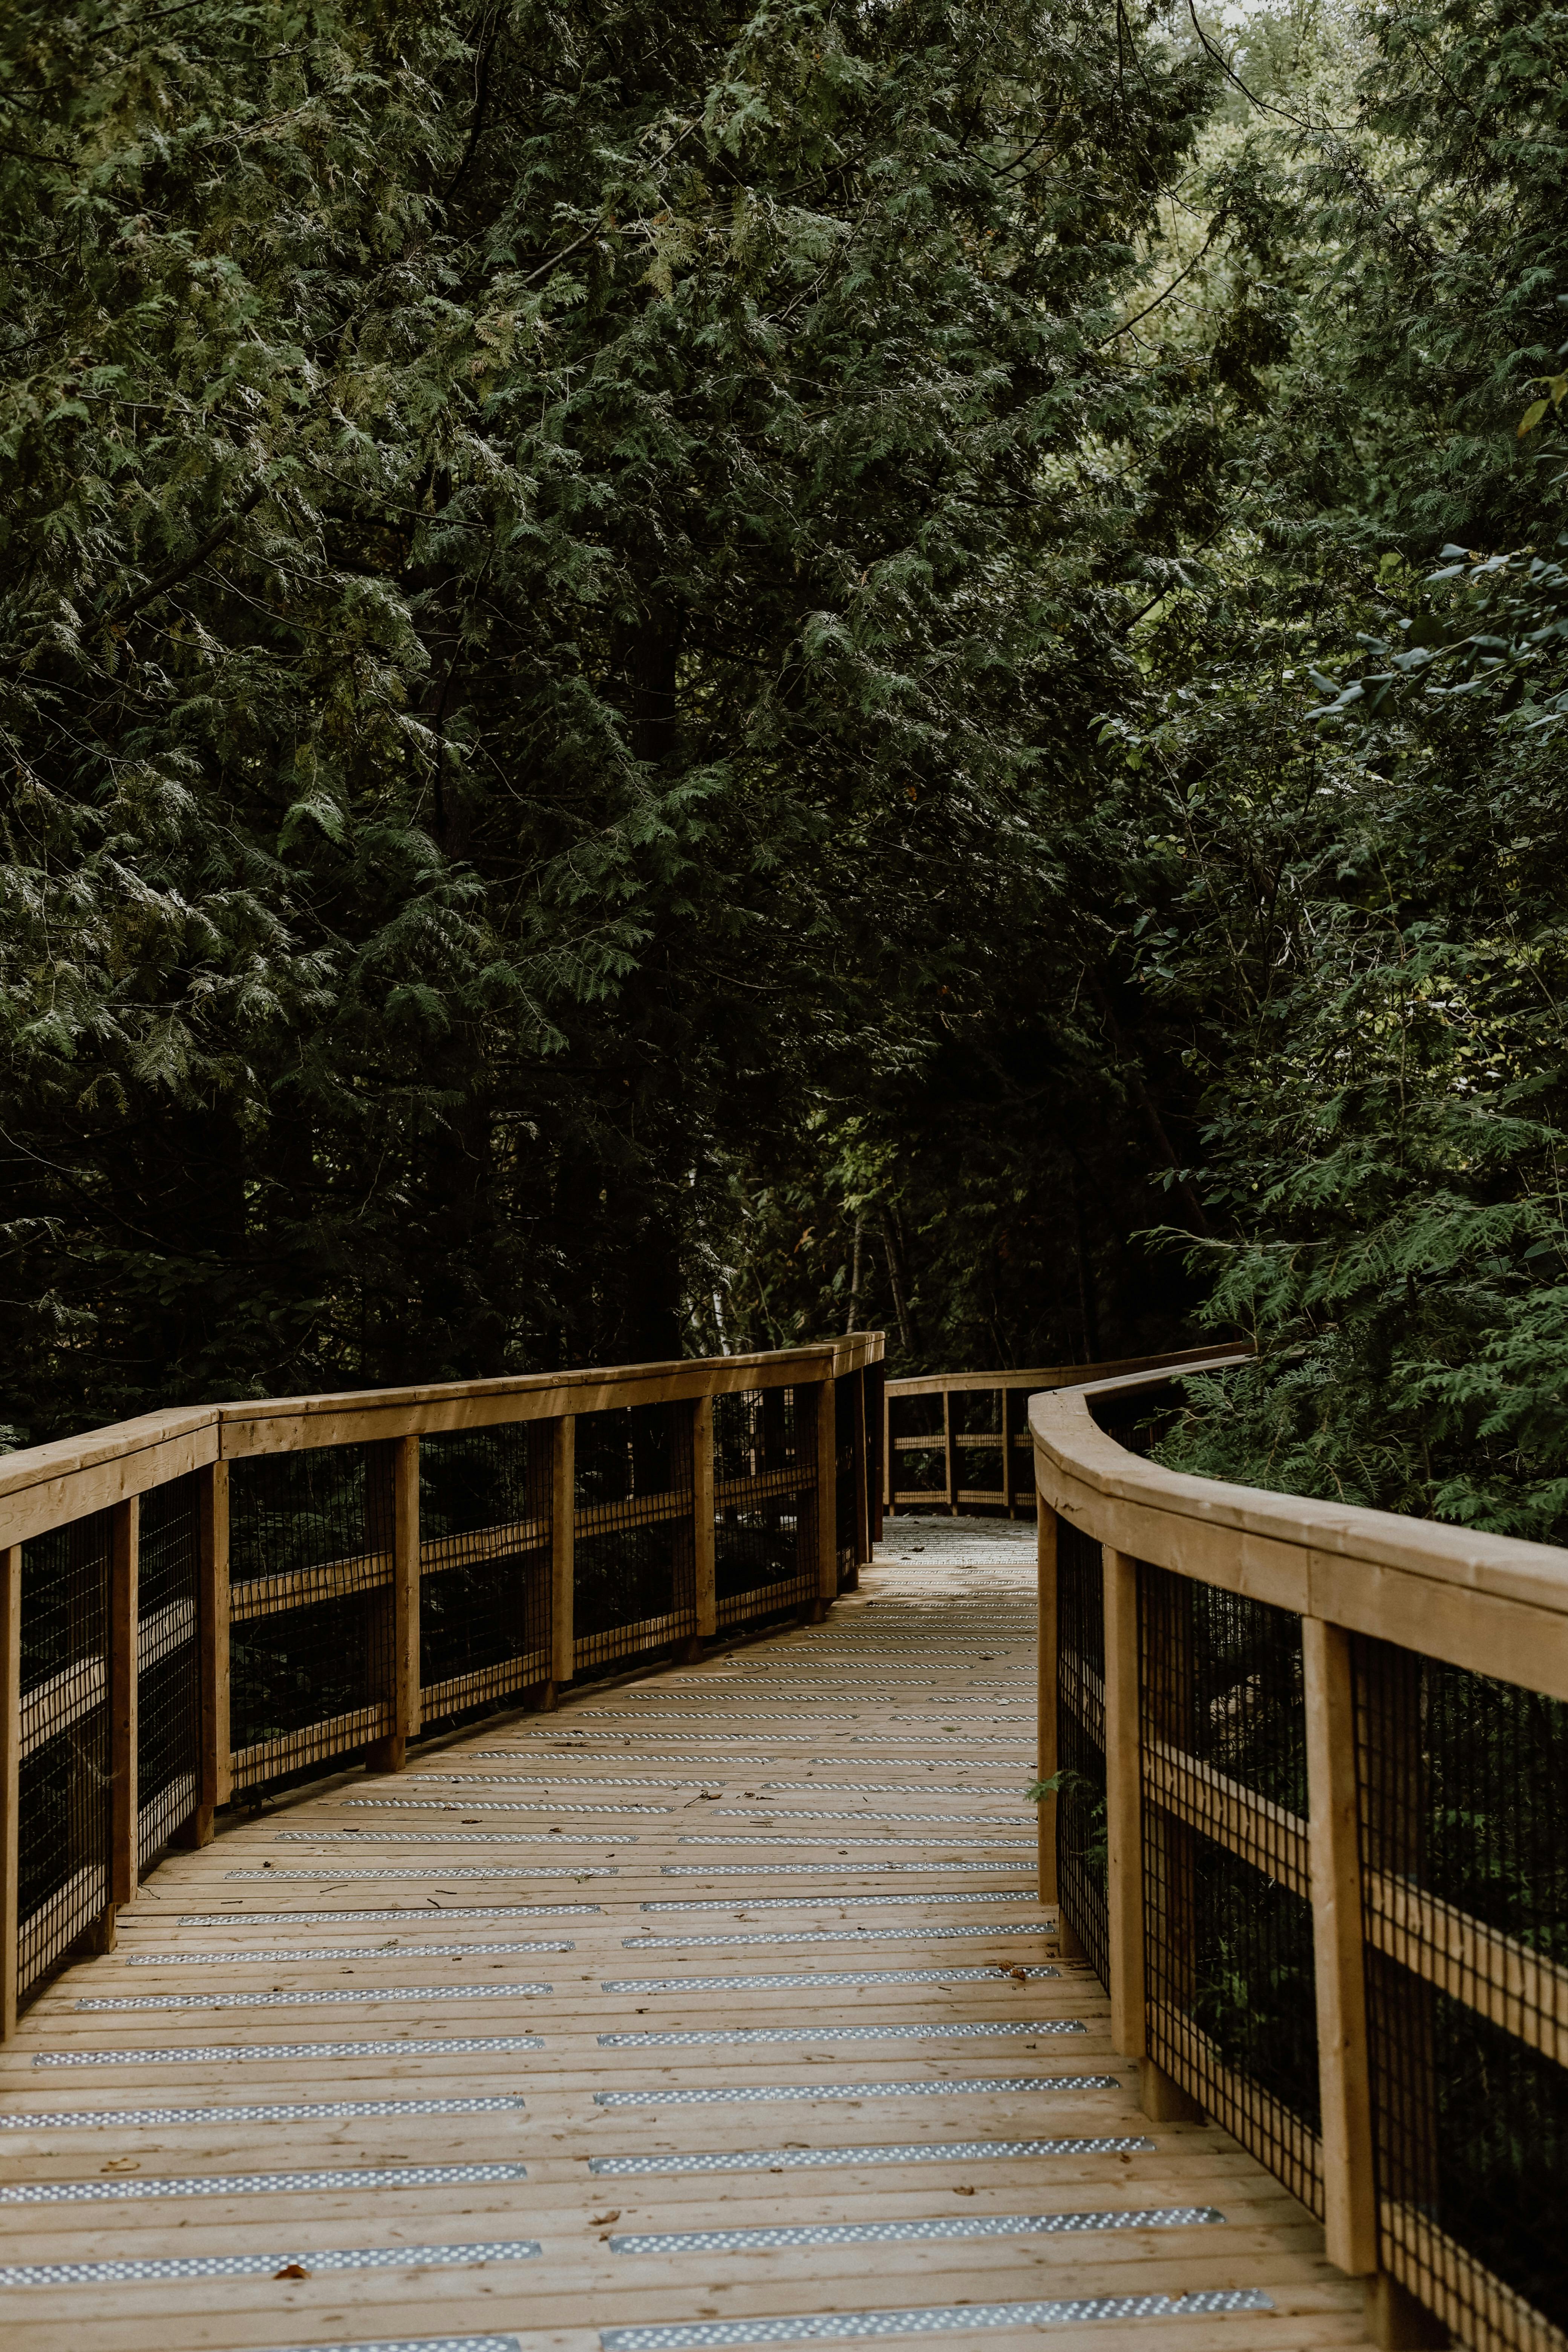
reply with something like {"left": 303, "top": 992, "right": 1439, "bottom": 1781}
{"left": 1139, "top": 1565, "right": 1322, "bottom": 2218}
{"left": 419, "top": 1425, "right": 550, "bottom": 1724}
{"left": 18, "top": 1511, "right": 112, "bottom": 1995}
{"left": 227, "top": 1443, "right": 396, "bottom": 1793}
{"left": 714, "top": 1385, "right": 816, "bottom": 1628}
{"left": 136, "top": 1474, "right": 201, "bottom": 1867}
{"left": 951, "top": 1385, "right": 1005, "bottom": 1508}
{"left": 573, "top": 1403, "right": 695, "bottom": 1673}
{"left": 1055, "top": 1516, "right": 1108, "bottom": 1988}
{"left": 1353, "top": 1635, "right": 1568, "bottom": 2352}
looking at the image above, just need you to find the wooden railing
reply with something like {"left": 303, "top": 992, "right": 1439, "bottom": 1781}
{"left": 1031, "top": 1357, "right": 1568, "bottom": 2352}
{"left": 0, "top": 1334, "right": 884, "bottom": 2033}
{"left": 884, "top": 1346, "right": 1245, "bottom": 1516}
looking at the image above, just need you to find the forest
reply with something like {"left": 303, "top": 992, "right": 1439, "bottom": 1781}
{"left": 1, "top": 0, "right": 1565, "bottom": 1539}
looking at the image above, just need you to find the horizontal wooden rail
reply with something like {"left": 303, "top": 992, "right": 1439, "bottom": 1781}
{"left": 3, "top": 1335, "right": 884, "bottom": 2028}
{"left": 1031, "top": 1349, "right": 1568, "bottom": 2352}
{"left": 885, "top": 1346, "right": 1247, "bottom": 1521}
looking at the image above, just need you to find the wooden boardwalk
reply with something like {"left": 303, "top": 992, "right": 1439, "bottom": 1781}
{"left": 0, "top": 1522, "right": 1370, "bottom": 2352}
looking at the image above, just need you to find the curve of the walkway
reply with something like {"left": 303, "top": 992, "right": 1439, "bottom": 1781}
{"left": 0, "top": 1519, "right": 1369, "bottom": 2352}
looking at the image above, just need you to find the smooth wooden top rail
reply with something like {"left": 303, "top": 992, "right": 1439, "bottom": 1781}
{"left": 1030, "top": 1357, "right": 1568, "bottom": 1701}
{"left": 885, "top": 1343, "right": 1247, "bottom": 1398}
{"left": 0, "top": 1334, "right": 884, "bottom": 1554}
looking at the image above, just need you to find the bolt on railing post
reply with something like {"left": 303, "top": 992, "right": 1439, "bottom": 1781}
{"left": 693, "top": 1394, "right": 716, "bottom": 1643}
{"left": 1303, "top": 1616, "right": 1380, "bottom": 2278}
{"left": 0, "top": 1543, "right": 20, "bottom": 2040}
{"left": 551, "top": 1415, "right": 575, "bottom": 1692}
{"left": 107, "top": 1494, "right": 139, "bottom": 1931}
{"left": 1035, "top": 1502, "right": 1059, "bottom": 1911}
{"left": 1102, "top": 1545, "right": 1146, "bottom": 2066}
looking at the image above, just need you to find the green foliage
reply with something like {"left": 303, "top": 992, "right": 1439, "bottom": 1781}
{"left": 9, "top": 0, "right": 1568, "bottom": 1565}
{"left": 0, "top": 0, "right": 1223, "bottom": 1433}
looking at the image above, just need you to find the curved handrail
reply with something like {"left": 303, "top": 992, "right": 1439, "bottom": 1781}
{"left": 1028, "top": 1346, "right": 1568, "bottom": 2350}
{"left": 1031, "top": 1355, "right": 1568, "bottom": 1695}
{"left": 0, "top": 1332, "right": 885, "bottom": 1551}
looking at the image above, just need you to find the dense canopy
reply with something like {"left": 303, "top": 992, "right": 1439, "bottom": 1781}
{"left": 2, "top": 0, "right": 1566, "bottom": 1537}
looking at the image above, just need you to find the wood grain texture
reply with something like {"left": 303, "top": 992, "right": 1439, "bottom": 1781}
{"left": 693, "top": 1395, "right": 717, "bottom": 1640}
{"left": 0, "top": 1522, "right": 1369, "bottom": 2352}
{"left": 1102, "top": 1546, "right": 1146, "bottom": 2064}
{"left": 108, "top": 1497, "right": 138, "bottom": 1911}
{"left": 0, "top": 1342, "right": 886, "bottom": 1551}
{"left": 1036, "top": 1504, "right": 1058, "bottom": 1908}
{"left": 1031, "top": 1375, "right": 1568, "bottom": 1688}
{"left": 551, "top": 1413, "right": 575, "bottom": 1687}
{"left": 1303, "top": 1619, "right": 1378, "bottom": 2278}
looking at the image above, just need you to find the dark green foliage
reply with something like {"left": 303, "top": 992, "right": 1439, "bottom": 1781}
{"left": 0, "top": 0, "right": 1221, "bottom": 1434}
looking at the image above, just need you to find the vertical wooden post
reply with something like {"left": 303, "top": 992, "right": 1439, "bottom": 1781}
{"left": 815, "top": 1371, "right": 837, "bottom": 1610}
{"left": 182, "top": 1460, "right": 228, "bottom": 1844}
{"left": 201, "top": 1461, "right": 231, "bottom": 1814}
{"left": 1303, "top": 1615, "right": 1379, "bottom": 2278}
{"left": 881, "top": 1375, "right": 892, "bottom": 1522}
{"left": 846, "top": 1370, "right": 868, "bottom": 1584}
{"left": 366, "top": 1436, "right": 418, "bottom": 1775}
{"left": 1036, "top": 1503, "right": 1058, "bottom": 1909}
{"left": 1102, "top": 1545, "right": 1145, "bottom": 2062}
{"left": 868, "top": 1360, "right": 885, "bottom": 1546}
{"left": 1003, "top": 1384, "right": 1019, "bottom": 1519}
{"left": 551, "top": 1415, "right": 575, "bottom": 1688}
{"left": 693, "top": 1395, "right": 716, "bottom": 1642}
{"left": 0, "top": 1545, "right": 21, "bottom": 2040}
{"left": 108, "top": 1496, "right": 139, "bottom": 1919}
{"left": 942, "top": 1386, "right": 957, "bottom": 1516}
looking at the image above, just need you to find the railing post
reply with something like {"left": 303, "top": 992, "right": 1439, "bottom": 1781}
{"left": 693, "top": 1395, "right": 716, "bottom": 1643}
{"left": 865, "top": 1359, "right": 884, "bottom": 1549}
{"left": 551, "top": 1415, "right": 575, "bottom": 1690}
{"left": 1102, "top": 1545, "right": 1145, "bottom": 2065}
{"left": 108, "top": 1495, "right": 139, "bottom": 1926}
{"left": 0, "top": 1544, "right": 20, "bottom": 2040}
{"left": 942, "top": 1385, "right": 956, "bottom": 1516}
{"left": 1303, "top": 1616, "right": 1379, "bottom": 2278}
{"left": 366, "top": 1435, "right": 418, "bottom": 1775}
{"left": 814, "top": 1370, "right": 837, "bottom": 1614}
{"left": 198, "top": 1460, "right": 230, "bottom": 1821}
{"left": 1003, "top": 1383, "right": 1018, "bottom": 1518}
{"left": 1036, "top": 1502, "right": 1058, "bottom": 1910}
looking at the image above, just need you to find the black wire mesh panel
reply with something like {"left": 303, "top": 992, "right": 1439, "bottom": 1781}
{"left": 952, "top": 1386, "right": 1006, "bottom": 1506}
{"left": 714, "top": 1385, "right": 816, "bottom": 1628}
{"left": 1055, "top": 1517, "right": 1108, "bottom": 1988}
{"left": 1139, "top": 1564, "right": 1321, "bottom": 2219}
{"left": 136, "top": 1475, "right": 201, "bottom": 1868}
{"left": 419, "top": 1425, "right": 551, "bottom": 1723}
{"left": 887, "top": 1389, "right": 945, "bottom": 1506}
{"left": 1354, "top": 1635, "right": 1568, "bottom": 2352}
{"left": 18, "top": 1510, "right": 112, "bottom": 1996}
{"left": 573, "top": 1404, "right": 695, "bottom": 1672}
{"left": 228, "top": 1444, "right": 396, "bottom": 1793}
{"left": 834, "top": 1374, "right": 858, "bottom": 1591}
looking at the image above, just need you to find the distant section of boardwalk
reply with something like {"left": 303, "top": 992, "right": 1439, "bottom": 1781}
{"left": 0, "top": 1516, "right": 1369, "bottom": 2352}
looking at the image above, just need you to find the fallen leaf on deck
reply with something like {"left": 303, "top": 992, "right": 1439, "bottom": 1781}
{"left": 274, "top": 2263, "right": 310, "bottom": 2279}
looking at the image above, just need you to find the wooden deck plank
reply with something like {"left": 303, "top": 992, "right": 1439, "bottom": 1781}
{"left": 0, "top": 1532, "right": 1370, "bottom": 2352}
